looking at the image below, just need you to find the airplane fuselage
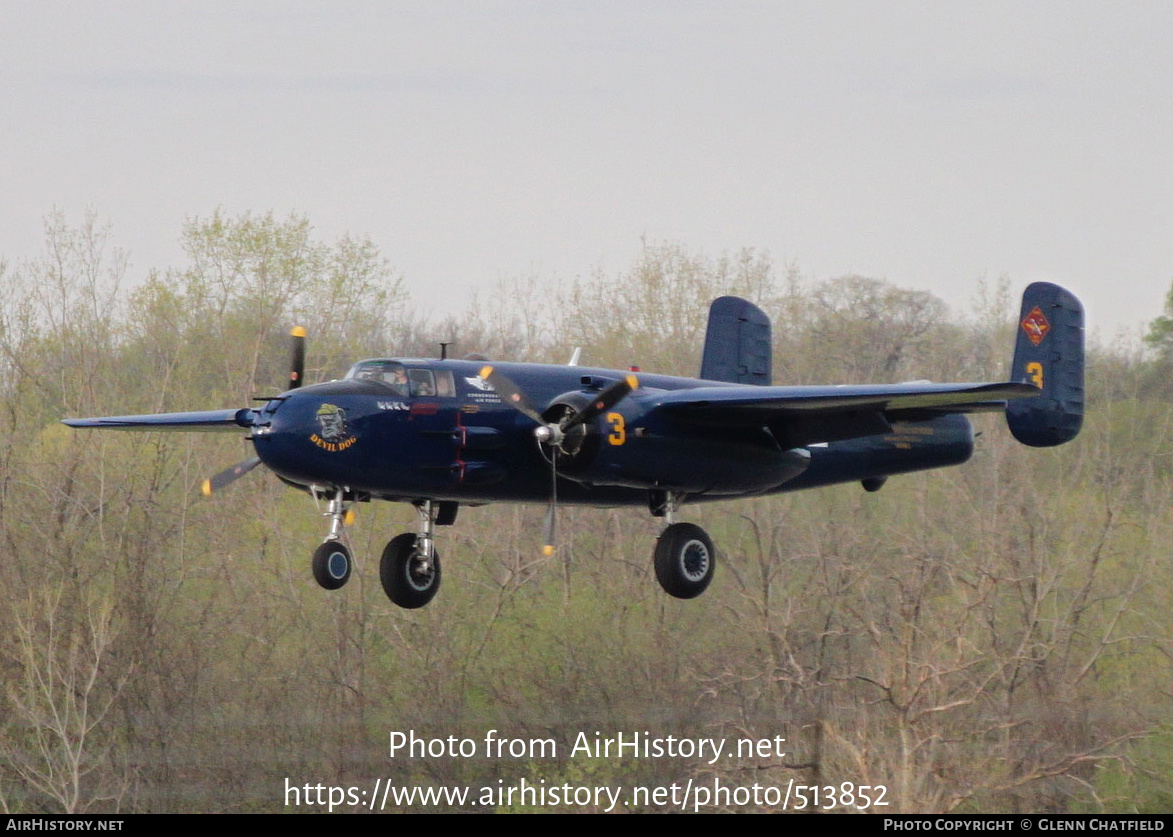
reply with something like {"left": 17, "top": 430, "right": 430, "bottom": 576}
{"left": 252, "top": 358, "right": 974, "bottom": 507}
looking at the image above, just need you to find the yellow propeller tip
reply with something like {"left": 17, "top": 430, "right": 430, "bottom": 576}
{"left": 290, "top": 325, "right": 307, "bottom": 338}
{"left": 626, "top": 373, "right": 639, "bottom": 389}
{"left": 200, "top": 480, "right": 212, "bottom": 497}
{"left": 542, "top": 544, "right": 555, "bottom": 557}
{"left": 479, "top": 365, "right": 494, "bottom": 379}
{"left": 344, "top": 509, "right": 356, "bottom": 525}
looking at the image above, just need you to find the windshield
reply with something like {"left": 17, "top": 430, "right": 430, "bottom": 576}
{"left": 349, "top": 360, "right": 409, "bottom": 394}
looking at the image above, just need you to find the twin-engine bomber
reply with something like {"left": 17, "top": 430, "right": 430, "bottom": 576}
{"left": 64, "top": 282, "right": 1084, "bottom": 608}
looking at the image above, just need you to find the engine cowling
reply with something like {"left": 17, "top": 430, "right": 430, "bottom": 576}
{"left": 538, "top": 391, "right": 601, "bottom": 473}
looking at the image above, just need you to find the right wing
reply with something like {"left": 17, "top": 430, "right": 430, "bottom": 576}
{"left": 62, "top": 408, "right": 255, "bottom": 432}
{"left": 646, "top": 381, "right": 1040, "bottom": 448}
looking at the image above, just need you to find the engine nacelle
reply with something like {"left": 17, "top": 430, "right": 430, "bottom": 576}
{"left": 546, "top": 397, "right": 809, "bottom": 496}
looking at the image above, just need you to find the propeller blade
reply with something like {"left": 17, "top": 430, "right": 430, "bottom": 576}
{"left": 541, "top": 505, "right": 556, "bottom": 556}
{"left": 479, "top": 365, "right": 546, "bottom": 425}
{"left": 201, "top": 456, "right": 262, "bottom": 496}
{"left": 562, "top": 374, "right": 639, "bottom": 432}
{"left": 289, "top": 326, "right": 307, "bottom": 389}
{"left": 541, "top": 448, "right": 558, "bottom": 556}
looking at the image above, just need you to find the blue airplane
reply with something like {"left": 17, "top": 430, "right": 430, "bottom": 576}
{"left": 63, "top": 282, "right": 1083, "bottom": 609}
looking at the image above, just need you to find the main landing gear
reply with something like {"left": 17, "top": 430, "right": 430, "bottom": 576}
{"left": 379, "top": 502, "right": 442, "bottom": 609}
{"left": 649, "top": 491, "right": 716, "bottom": 599}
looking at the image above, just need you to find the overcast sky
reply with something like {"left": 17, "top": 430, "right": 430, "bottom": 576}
{"left": 3, "top": 1, "right": 1171, "bottom": 337}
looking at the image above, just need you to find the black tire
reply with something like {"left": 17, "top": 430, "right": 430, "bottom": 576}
{"left": 654, "top": 522, "right": 715, "bottom": 599}
{"left": 380, "top": 533, "right": 442, "bottom": 609}
{"left": 312, "top": 540, "right": 352, "bottom": 590}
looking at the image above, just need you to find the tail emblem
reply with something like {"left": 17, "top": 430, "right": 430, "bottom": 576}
{"left": 1021, "top": 306, "right": 1050, "bottom": 346}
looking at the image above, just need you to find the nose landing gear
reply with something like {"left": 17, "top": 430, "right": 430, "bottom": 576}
{"left": 311, "top": 489, "right": 354, "bottom": 590}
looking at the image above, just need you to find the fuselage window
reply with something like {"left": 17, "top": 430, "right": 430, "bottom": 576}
{"left": 408, "top": 369, "right": 436, "bottom": 397}
{"left": 406, "top": 368, "right": 455, "bottom": 398}
{"left": 434, "top": 370, "right": 455, "bottom": 397}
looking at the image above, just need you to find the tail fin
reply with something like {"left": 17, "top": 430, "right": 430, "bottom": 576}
{"left": 700, "top": 296, "right": 772, "bottom": 385}
{"left": 1006, "top": 282, "right": 1084, "bottom": 447}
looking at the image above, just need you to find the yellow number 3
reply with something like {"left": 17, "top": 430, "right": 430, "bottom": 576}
{"left": 606, "top": 412, "right": 626, "bottom": 446}
{"left": 1026, "top": 362, "right": 1044, "bottom": 389}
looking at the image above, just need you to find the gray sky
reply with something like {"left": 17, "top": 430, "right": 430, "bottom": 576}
{"left": 3, "top": 1, "right": 1171, "bottom": 337}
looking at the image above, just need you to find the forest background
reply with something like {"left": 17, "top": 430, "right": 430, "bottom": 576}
{"left": 1, "top": 211, "right": 1170, "bottom": 813}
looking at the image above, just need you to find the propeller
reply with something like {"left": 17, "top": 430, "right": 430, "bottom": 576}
{"left": 288, "top": 325, "right": 307, "bottom": 389}
{"left": 478, "top": 366, "right": 638, "bottom": 555}
{"left": 202, "top": 325, "right": 308, "bottom": 496}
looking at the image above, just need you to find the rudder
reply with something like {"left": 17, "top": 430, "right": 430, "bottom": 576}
{"left": 1006, "top": 282, "right": 1084, "bottom": 447}
{"left": 699, "top": 296, "right": 772, "bottom": 385}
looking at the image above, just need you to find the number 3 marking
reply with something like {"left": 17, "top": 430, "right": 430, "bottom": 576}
{"left": 606, "top": 412, "right": 626, "bottom": 446}
{"left": 1026, "top": 361, "right": 1044, "bottom": 388}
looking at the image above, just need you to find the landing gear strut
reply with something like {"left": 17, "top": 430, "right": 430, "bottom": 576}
{"left": 312, "top": 489, "right": 353, "bottom": 590}
{"left": 380, "top": 501, "right": 442, "bottom": 609}
{"left": 650, "top": 491, "right": 716, "bottom": 599}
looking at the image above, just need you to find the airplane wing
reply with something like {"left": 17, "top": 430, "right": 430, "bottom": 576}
{"left": 62, "top": 408, "right": 254, "bottom": 431}
{"left": 647, "top": 381, "right": 1040, "bottom": 447}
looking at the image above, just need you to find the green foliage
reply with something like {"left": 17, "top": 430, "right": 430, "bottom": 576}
{"left": 1144, "top": 279, "right": 1173, "bottom": 361}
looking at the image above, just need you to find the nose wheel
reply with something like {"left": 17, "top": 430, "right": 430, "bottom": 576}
{"left": 312, "top": 540, "right": 352, "bottom": 590}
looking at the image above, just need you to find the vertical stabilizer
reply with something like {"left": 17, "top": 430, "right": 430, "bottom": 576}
{"left": 700, "top": 296, "right": 772, "bottom": 385}
{"left": 1006, "top": 282, "right": 1084, "bottom": 447}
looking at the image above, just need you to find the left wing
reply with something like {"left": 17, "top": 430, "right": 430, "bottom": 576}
{"left": 646, "top": 381, "right": 1039, "bottom": 448}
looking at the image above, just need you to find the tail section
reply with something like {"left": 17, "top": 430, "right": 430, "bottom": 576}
{"left": 1006, "top": 282, "right": 1084, "bottom": 447}
{"left": 700, "top": 296, "right": 772, "bottom": 385}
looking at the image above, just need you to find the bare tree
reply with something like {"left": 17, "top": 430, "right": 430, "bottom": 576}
{"left": 0, "top": 588, "right": 134, "bottom": 813}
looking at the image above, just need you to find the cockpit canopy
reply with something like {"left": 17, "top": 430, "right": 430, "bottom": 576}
{"left": 345, "top": 360, "right": 455, "bottom": 398}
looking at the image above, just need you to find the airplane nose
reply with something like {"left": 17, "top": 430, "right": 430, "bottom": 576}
{"left": 249, "top": 399, "right": 284, "bottom": 439}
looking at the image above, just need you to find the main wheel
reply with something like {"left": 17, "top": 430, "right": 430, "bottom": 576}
{"left": 312, "top": 540, "right": 352, "bottom": 590}
{"left": 380, "top": 533, "right": 442, "bottom": 609}
{"left": 653, "top": 522, "right": 715, "bottom": 599}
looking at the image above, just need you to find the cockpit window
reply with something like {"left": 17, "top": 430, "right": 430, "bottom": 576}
{"left": 347, "top": 361, "right": 455, "bottom": 398}
{"left": 350, "top": 361, "right": 409, "bottom": 394}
